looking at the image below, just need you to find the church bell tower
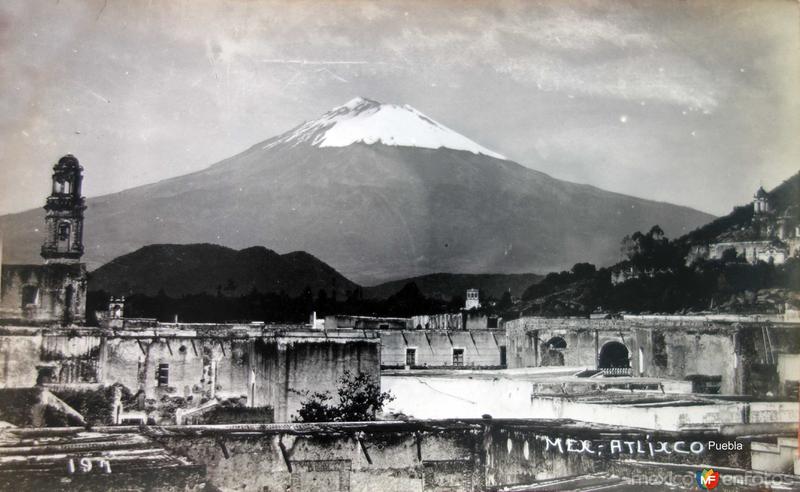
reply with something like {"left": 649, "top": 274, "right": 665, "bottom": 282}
{"left": 41, "top": 154, "right": 86, "bottom": 264}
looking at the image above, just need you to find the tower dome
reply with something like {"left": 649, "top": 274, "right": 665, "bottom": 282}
{"left": 753, "top": 186, "right": 770, "bottom": 215}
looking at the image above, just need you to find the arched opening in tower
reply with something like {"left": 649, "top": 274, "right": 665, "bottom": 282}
{"left": 57, "top": 222, "right": 71, "bottom": 251}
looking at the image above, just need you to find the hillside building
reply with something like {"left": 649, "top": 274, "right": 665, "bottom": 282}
{"left": 701, "top": 186, "right": 800, "bottom": 265}
{"left": 753, "top": 186, "right": 771, "bottom": 214}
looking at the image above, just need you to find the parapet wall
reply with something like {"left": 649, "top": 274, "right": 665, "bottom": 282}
{"left": 380, "top": 330, "right": 506, "bottom": 368}
{"left": 142, "top": 419, "right": 755, "bottom": 491}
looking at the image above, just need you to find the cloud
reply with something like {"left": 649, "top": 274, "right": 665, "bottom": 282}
{"left": 505, "top": 10, "right": 656, "bottom": 51}
{"left": 493, "top": 52, "right": 719, "bottom": 110}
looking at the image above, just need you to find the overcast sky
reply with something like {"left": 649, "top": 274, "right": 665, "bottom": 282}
{"left": 1, "top": 0, "right": 798, "bottom": 217}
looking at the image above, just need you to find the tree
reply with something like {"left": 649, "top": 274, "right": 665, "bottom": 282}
{"left": 294, "top": 391, "right": 338, "bottom": 423}
{"left": 621, "top": 225, "right": 680, "bottom": 272}
{"left": 570, "top": 262, "right": 597, "bottom": 279}
{"left": 294, "top": 370, "right": 394, "bottom": 423}
{"left": 496, "top": 290, "right": 513, "bottom": 311}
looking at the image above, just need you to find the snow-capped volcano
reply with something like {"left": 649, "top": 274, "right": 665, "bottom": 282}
{"left": 263, "top": 97, "right": 505, "bottom": 159}
{"left": 0, "top": 98, "right": 714, "bottom": 284}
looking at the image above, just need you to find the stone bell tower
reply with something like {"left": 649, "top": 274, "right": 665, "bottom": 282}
{"left": 41, "top": 155, "right": 86, "bottom": 264}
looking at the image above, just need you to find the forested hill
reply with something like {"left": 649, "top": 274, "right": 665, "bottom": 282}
{"left": 89, "top": 243, "right": 358, "bottom": 299}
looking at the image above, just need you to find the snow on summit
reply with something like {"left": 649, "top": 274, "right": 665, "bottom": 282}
{"left": 264, "top": 97, "right": 505, "bottom": 159}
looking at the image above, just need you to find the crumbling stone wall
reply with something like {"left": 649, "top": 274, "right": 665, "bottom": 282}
{"left": 39, "top": 334, "right": 101, "bottom": 384}
{"left": 630, "top": 327, "right": 736, "bottom": 393}
{"left": 252, "top": 338, "right": 381, "bottom": 421}
{"left": 506, "top": 316, "right": 800, "bottom": 396}
{"left": 380, "top": 330, "right": 506, "bottom": 368}
{"left": 101, "top": 335, "right": 380, "bottom": 423}
{"left": 505, "top": 318, "right": 626, "bottom": 369}
{"left": 0, "top": 330, "right": 101, "bottom": 387}
{"left": 149, "top": 420, "right": 755, "bottom": 491}
{"left": 0, "top": 327, "right": 381, "bottom": 424}
{"left": 630, "top": 324, "right": 799, "bottom": 396}
{"left": 154, "top": 424, "right": 483, "bottom": 492}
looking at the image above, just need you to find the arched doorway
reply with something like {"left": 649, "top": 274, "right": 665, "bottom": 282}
{"left": 598, "top": 341, "right": 630, "bottom": 369}
{"left": 541, "top": 336, "right": 566, "bottom": 366}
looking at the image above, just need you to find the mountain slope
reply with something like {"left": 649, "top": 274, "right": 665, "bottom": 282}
{"left": 0, "top": 98, "right": 714, "bottom": 283}
{"left": 362, "top": 273, "right": 542, "bottom": 301}
{"left": 88, "top": 243, "right": 358, "bottom": 298}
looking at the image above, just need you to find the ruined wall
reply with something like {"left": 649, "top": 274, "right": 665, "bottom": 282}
{"left": 505, "top": 317, "right": 800, "bottom": 396}
{"left": 329, "top": 314, "right": 500, "bottom": 332}
{"left": 0, "top": 331, "right": 42, "bottom": 387}
{"left": 630, "top": 327, "right": 737, "bottom": 394}
{"left": 709, "top": 240, "right": 790, "bottom": 265}
{"left": 254, "top": 339, "right": 382, "bottom": 421}
{"left": 380, "top": 330, "right": 505, "bottom": 368}
{"left": 0, "top": 327, "right": 381, "bottom": 424}
{"left": 777, "top": 353, "right": 800, "bottom": 389}
{"left": 100, "top": 336, "right": 240, "bottom": 404}
{"left": 326, "top": 315, "right": 411, "bottom": 330}
{"left": 40, "top": 334, "right": 102, "bottom": 384}
{"left": 0, "top": 331, "right": 101, "bottom": 388}
{"left": 504, "top": 318, "right": 626, "bottom": 369}
{"left": 410, "top": 314, "right": 462, "bottom": 330}
{"left": 156, "top": 425, "right": 484, "bottom": 492}
{"left": 464, "top": 313, "right": 501, "bottom": 330}
{"left": 737, "top": 326, "right": 799, "bottom": 397}
{"left": 630, "top": 324, "right": 799, "bottom": 396}
{"left": 150, "top": 420, "right": 754, "bottom": 491}
{"left": 0, "top": 264, "right": 86, "bottom": 324}
{"left": 485, "top": 424, "right": 751, "bottom": 486}
{"left": 101, "top": 334, "right": 381, "bottom": 423}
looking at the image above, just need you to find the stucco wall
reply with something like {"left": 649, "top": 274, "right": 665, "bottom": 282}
{"left": 380, "top": 330, "right": 505, "bottom": 368}
{"left": 156, "top": 426, "right": 483, "bottom": 492}
{"left": 777, "top": 354, "right": 800, "bottom": 386}
{"left": 149, "top": 420, "right": 754, "bottom": 491}
{"left": 0, "top": 332, "right": 42, "bottom": 387}
{"left": 630, "top": 328, "right": 737, "bottom": 394}
{"left": 0, "top": 328, "right": 381, "bottom": 423}
{"left": 274, "top": 340, "right": 381, "bottom": 421}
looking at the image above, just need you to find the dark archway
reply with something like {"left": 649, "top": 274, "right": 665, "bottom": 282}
{"left": 545, "top": 336, "right": 567, "bottom": 349}
{"left": 541, "top": 336, "right": 567, "bottom": 366}
{"left": 598, "top": 341, "right": 630, "bottom": 369}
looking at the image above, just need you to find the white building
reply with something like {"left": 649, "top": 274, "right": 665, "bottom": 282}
{"left": 465, "top": 288, "right": 480, "bottom": 310}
